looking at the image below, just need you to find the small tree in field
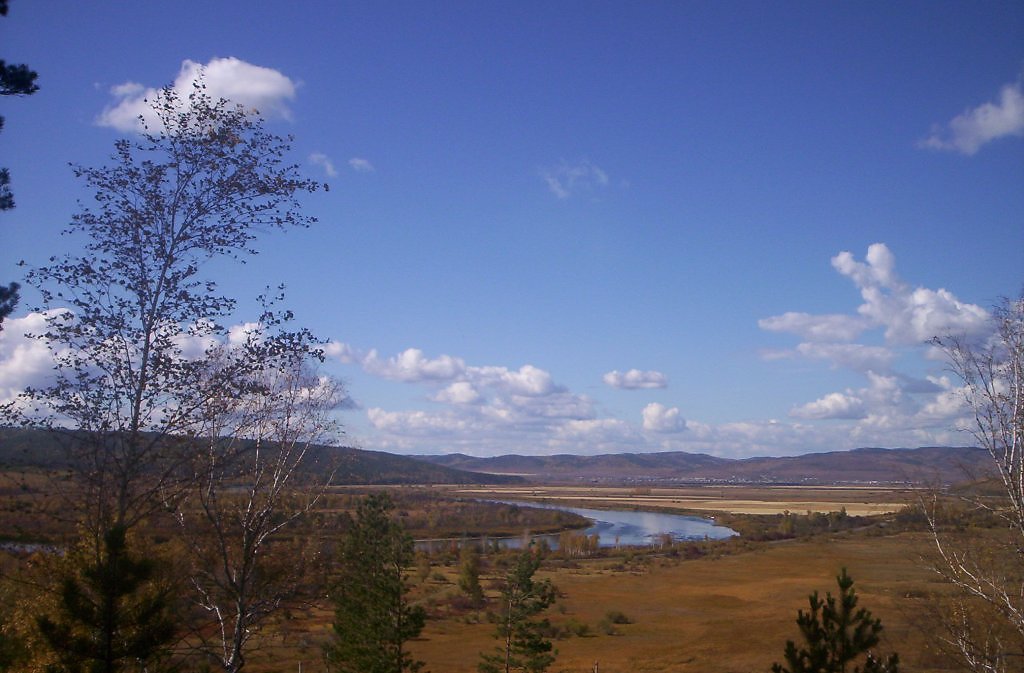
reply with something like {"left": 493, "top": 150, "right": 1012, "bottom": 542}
{"left": 459, "top": 543, "right": 485, "bottom": 608}
{"left": 771, "top": 568, "right": 898, "bottom": 673}
{"left": 326, "top": 493, "right": 426, "bottom": 673}
{"left": 478, "top": 547, "right": 557, "bottom": 673}
{"left": 35, "top": 525, "right": 177, "bottom": 673}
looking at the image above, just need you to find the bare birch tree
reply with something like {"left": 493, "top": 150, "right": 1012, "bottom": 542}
{"left": 929, "top": 295, "right": 1024, "bottom": 672}
{"left": 17, "top": 79, "right": 323, "bottom": 541}
{"left": 177, "top": 348, "right": 343, "bottom": 673}
{"left": 9, "top": 75, "right": 325, "bottom": 673}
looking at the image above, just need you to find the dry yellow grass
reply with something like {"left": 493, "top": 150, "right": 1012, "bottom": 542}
{"left": 242, "top": 532, "right": 955, "bottom": 673}
{"left": 408, "top": 532, "right": 954, "bottom": 673}
{"left": 452, "top": 485, "right": 914, "bottom": 515}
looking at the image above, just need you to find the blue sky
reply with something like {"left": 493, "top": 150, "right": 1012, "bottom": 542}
{"left": 1, "top": 1, "right": 1022, "bottom": 457}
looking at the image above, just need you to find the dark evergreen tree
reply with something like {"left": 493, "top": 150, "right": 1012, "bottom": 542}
{"left": 458, "top": 543, "right": 485, "bottom": 608}
{"left": 0, "top": 281, "right": 17, "bottom": 331}
{"left": 771, "top": 568, "right": 899, "bottom": 673}
{"left": 478, "top": 547, "right": 557, "bottom": 673}
{"left": 36, "top": 525, "right": 176, "bottom": 673}
{"left": 326, "top": 493, "right": 427, "bottom": 673}
{"left": 0, "top": 0, "right": 38, "bottom": 211}
{"left": 0, "top": 0, "right": 39, "bottom": 331}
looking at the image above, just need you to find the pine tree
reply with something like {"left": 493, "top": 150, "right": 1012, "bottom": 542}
{"left": 326, "top": 493, "right": 426, "bottom": 673}
{"left": 771, "top": 568, "right": 899, "bottom": 673}
{"left": 478, "top": 548, "right": 557, "bottom": 673}
{"left": 458, "top": 544, "right": 485, "bottom": 608}
{"left": 35, "top": 525, "right": 176, "bottom": 673}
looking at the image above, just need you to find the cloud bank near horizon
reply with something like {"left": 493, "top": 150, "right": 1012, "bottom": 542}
{"left": 1, "top": 244, "right": 993, "bottom": 458}
{"left": 323, "top": 243, "right": 988, "bottom": 457}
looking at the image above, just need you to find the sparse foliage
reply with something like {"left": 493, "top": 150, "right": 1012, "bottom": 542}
{"left": 17, "top": 79, "right": 322, "bottom": 537}
{"left": 7, "top": 76, "right": 324, "bottom": 672}
{"left": 771, "top": 568, "right": 899, "bottom": 673}
{"left": 326, "top": 493, "right": 427, "bottom": 673}
{"left": 928, "top": 295, "right": 1024, "bottom": 672}
{"left": 177, "top": 356, "right": 342, "bottom": 673}
{"left": 478, "top": 547, "right": 557, "bottom": 673}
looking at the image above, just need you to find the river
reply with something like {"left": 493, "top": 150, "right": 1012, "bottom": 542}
{"left": 418, "top": 500, "right": 737, "bottom": 551}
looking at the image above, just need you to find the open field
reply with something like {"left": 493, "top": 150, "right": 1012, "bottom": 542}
{"left": 0, "top": 482, "right": 960, "bottom": 671}
{"left": 230, "top": 485, "right": 950, "bottom": 673}
{"left": 450, "top": 484, "right": 916, "bottom": 516}
{"left": 409, "top": 531, "right": 951, "bottom": 673}
{"left": 239, "top": 528, "right": 954, "bottom": 673}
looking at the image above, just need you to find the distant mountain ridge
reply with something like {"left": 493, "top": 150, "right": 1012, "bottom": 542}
{"left": 412, "top": 446, "right": 991, "bottom": 485}
{"left": 0, "top": 427, "right": 521, "bottom": 486}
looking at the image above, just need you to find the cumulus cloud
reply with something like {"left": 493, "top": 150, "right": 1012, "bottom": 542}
{"left": 348, "top": 157, "right": 375, "bottom": 173}
{"left": 362, "top": 348, "right": 467, "bottom": 383}
{"left": 758, "top": 312, "right": 869, "bottom": 343}
{"left": 541, "top": 160, "right": 609, "bottom": 199}
{"left": 642, "top": 403, "right": 687, "bottom": 433}
{"left": 0, "top": 312, "right": 61, "bottom": 404}
{"left": 367, "top": 408, "right": 469, "bottom": 436}
{"left": 832, "top": 243, "right": 989, "bottom": 344}
{"left": 432, "top": 382, "right": 482, "bottom": 405}
{"left": 762, "top": 244, "right": 989, "bottom": 375}
{"left": 790, "top": 392, "right": 867, "bottom": 420}
{"left": 97, "top": 57, "right": 298, "bottom": 133}
{"left": 603, "top": 369, "right": 668, "bottom": 390}
{"left": 309, "top": 152, "right": 338, "bottom": 177}
{"left": 920, "top": 78, "right": 1024, "bottom": 155}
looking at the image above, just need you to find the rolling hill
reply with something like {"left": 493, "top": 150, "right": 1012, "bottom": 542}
{"left": 413, "top": 446, "right": 992, "bottom": 485}
{"left": 0, "top": 427, "right": 521, "bottom": 485}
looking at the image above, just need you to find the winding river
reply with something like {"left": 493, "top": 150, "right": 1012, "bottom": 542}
{"left": 501, "top": 500, "right": 738, "bottom": 548}
{"left": 418, "top": 500, "right": 738, "bottom": 551}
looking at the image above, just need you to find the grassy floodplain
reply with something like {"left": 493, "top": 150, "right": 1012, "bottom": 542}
{"left": 228, "top": 484, "right": 948, "bottom": 673}
{"left": 1, "top": 481, "right": 956, "bottom": 672}
{"left": 452, "top": 483, "right": 915, "bottom": 516}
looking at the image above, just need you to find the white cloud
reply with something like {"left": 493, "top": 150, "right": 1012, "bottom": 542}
{"left": 642, "top": 403, "right": 687, "bottom": 433}
{"left": 348, "top": 157, "right": 375, "bottom": 173}
{"left": 794, "top": 342, "right": 894, "bottom": 373}
{"left": 367, "top": 408, "right": 469, "bottom": 436}
{"left": 323, "top": 341, "right": 360, "bottom": 363}
{"left": 758, "top": 312, "right": 869, "bottom": 342}
{"left": 603, "top": 368, "right": 668, "bottom": 390}
{"left": 546, "top": 418, "right": 642, "bottom": 455}
{"left": 470, "top": 364, "right": 560, "bottom": 396}
{"left": 309, "top": 152, "right": 338, "bottom": 177}
{"left": 97, "top": 57, "right": 298, "bottom": 133}
{"left": 541, "top": 160, "right": 609, "bottom": 199}
{"left": 362, "top": 348, "right": 467, "bottom": 383}
{"left": 832, "top": 243, "right": 989, "bottom": 345}
{"left": 790, "top": 392, "right": 867, "bottom": 420}
{"left": 432, "top": 382, "right": 481, "bottom": 405}
{"left": 0, "top": 312, "right": 61, "bottom": 404}
{"left": 920, "top": 78, "right": 1024, "bottom": 155}
{"left": 762, "top": 244, "right": 989, "bottom": 373}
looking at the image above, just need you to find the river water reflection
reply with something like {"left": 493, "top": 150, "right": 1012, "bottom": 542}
{"left": 418, "top": 500, "right": 737, "bottom": 551}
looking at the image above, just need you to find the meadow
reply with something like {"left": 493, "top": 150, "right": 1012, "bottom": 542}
{"left": 208, "top": 484, "right": 955, "bottom": 673}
